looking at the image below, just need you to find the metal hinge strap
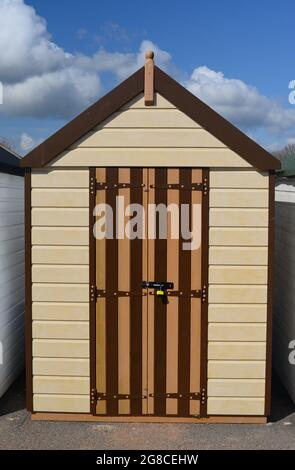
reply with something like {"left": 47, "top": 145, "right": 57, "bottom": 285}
{"left": 96, "top": 182, "right": 146, "bottom": 190}
{"left": 149, "top": 290, "right": 202, "bottom": 298}
{"left": 96, "top": 289, "right": 147, "bottom": 298}
{"left": 149, "top": 183, "right": 203, "bottom": 191}
{"left": 149, "top": 392, "right": 201, "bottom": 400}
{"left": 93, "top": 391, "right": 147, "bottom": 401}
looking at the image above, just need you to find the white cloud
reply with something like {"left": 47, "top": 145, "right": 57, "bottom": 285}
{"left": 0, "top": 1, "right": 172, "bottom": 118}
{"left": 19, "top": 132, "right": 40, "bottom": 152}
{"left": 184, "top": 66, "right": 295, "bottom": 134}
{"left": 0, "top": 0, "right": 295, "bottom": 150}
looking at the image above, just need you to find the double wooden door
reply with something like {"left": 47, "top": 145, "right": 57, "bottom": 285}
{"left": 93, "top": 168, "right": 207, "bottom": 418}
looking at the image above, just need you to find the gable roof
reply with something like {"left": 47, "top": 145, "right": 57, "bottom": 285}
{"left": 20, "top": 66, "right": 280, "bottom": 171}
{"left": 0, "top": 144, "right": 23, "bottom": 175}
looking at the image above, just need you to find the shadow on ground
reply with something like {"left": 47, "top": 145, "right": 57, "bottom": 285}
{"left": 0, "top": 372, "right": 26, "bottom": 417}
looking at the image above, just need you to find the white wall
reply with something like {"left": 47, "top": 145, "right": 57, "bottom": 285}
{"left": 274, "top": 177, "right": 295, "bottom": 404}
{"left": 0, "top": 172, "right": 24, "bottom": 397}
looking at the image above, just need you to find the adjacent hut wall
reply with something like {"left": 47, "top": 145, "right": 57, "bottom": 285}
{"left": 31, "top": 170, "right": 90, "bottom": 412}
{"left": 274, "top": 178, "right": 295, "bottom": 404}
{"left": 29, "top": 92, "right": 270, "bottom": 415}
{"left": 0, "top": 172, "right": 24, "bottom": 397}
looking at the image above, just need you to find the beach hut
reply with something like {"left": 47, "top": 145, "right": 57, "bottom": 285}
{"left": 20, "top": 52, "right": 280, "bottom": 423}
{"left": 273, "top": 155, "right": 295, "bottom": 404}
{"left": 0, "top": 144, "right": 24, "bottom": 397}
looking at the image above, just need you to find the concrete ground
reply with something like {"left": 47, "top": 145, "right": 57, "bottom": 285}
{"left": 0, "top": 373, "right": 294, "bottom": 450}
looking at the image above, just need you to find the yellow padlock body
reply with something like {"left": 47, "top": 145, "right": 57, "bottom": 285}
{"left": 156, "top": 290, "right": 165, "bottom": 296}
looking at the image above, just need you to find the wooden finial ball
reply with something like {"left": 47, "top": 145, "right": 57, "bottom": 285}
{"left": 145, "top": 50, "right": 154, "bottom": 60}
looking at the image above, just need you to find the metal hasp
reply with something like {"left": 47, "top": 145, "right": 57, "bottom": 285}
{"left": 142, "top": 281, "right": 174, "bottom": 290}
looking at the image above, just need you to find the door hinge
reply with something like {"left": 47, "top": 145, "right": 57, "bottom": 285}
{"left": 149, "top": 183, "right": 203, "bottom": 191}
{"left": 91, "top": 389, "right": 147, "bottom": 402}
{"left": 149, "top": 392, "right": 201, "bottom": 400}
{"left": 149, "top": 289, "right": 202, "bottom": 298}
{"left": 91, "top": 287, "right": 147, "bottom": 300}
{"left": 96, "top": 182, "right": 146, "bottom": 191}
{"left": 203, "top": 176, "right": 208, "bottom": 196}
{"left": 201, "top": 285, "right": 208, "bottom": 304}
{"left": 201, "top": 388, "right": 207, "bottom": 405}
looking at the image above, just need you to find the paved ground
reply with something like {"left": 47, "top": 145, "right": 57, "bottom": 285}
{"left": 0, "top": 373, "right": 294, "bottom": 450}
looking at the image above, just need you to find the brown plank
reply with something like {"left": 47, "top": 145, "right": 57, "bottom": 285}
{"left": 154, "top": 168, "right": 168, "bottom": 416}
{"left": 130, "top": 168, "right": 143, "bottom": 415}
{"left": 118, "top": 169, "right": 131, "bottom": 415}
{"left": 32, "top": 413, "right": 267, "bottom": 424}
{"left": 265, "top": 173, "right": 274, "bottom": 416}
{"left": 105, "top": 168, "right": 119, "bottom": 415}
{"left": 200, "top": 168, "right": 209, "bottom": 417}
{"left": 25, "top": 170, "right": 33, "bottom": 411}
{"left": 147, "top": 169, "right": 155, "bottom": 415}
{"left": 177, "top": 168, "right": 192, "bottom": 416}
{"left": 142, "top": 168, "right": 149, "bottom": 415}
{"left": 89, "top": 168, "right": 96, "bottom": 415}
{"left": 190, "top": 168, "right": 202, "bottom": 416}
{"left": 166, "top": 169, "right": 179, "bottom": 415}
{"left": 96, "top": 168, "right": 106, "bottom": 415}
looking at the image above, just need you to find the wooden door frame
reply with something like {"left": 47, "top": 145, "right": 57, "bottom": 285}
{"left": 89, "top": 167, "right": 210, "bottom": 419}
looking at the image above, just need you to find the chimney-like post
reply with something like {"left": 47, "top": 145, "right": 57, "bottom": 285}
{"left": 144, "top": 50, "right": 154, "bottom": 106}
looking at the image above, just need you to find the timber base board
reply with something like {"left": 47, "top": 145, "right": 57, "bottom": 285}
{"left": 31, "top": 413, "right": 267, "bottom": 424}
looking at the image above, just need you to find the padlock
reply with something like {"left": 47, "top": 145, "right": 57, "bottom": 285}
{"left": 156, "top": 290, "right": 165, "bottom": 296}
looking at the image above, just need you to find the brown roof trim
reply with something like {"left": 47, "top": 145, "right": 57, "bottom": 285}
{"left": 20, "top": 65, "right": 280, "bottom": 170}
{"left": 154, "top": 66, "right": 280, "bottom": 171}
{"left": 20, "top": 68, "right": 144, "bottom": 168}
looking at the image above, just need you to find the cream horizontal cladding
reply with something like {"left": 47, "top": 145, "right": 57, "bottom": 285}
{"left": 33, "top": 339, "right": 89, "bottom": 358}
{"left": 207, "top": 169, "right": 269, "bottom": 415}
{"left": 32, "top": 265, "right": 89, "bottom": 283}
{"left": 31, "top": 168, "right": 90, "bottom": 414}
{"left": 33, "top": 394, "right": 90, "bottom": 413}
{"left": 207, "top": 397, "right": 265, "bottom": 415}
{"left": 209, "top": 227, "right": 268, "bottom": 246}
{"left": 49, "top": 92, "right": 250, "bottom": 168}
{"left": 208, "top": 379, "right": 266, "bottom": 397}
{"left": 33, "top": 376, "right": 90, "bottom": 395}
{"left": 32, "top": 227, "right": 89, "bottom": 246}
{"left": 32, "top": 302, "right": 89, "bottom": 321}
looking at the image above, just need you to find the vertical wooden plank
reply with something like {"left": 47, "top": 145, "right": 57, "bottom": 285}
{"left": 96, "top": 168, "right": 106, "bottom": 415}
{"left": 25, "top": 170, "right": 33, "bottom": 412}
{"left": 105, "top": 168, "right": 119, "bottom": 415}
{"left": 129, "top": 168, "right": 143, "bottom": 415}
{"left": 190, "top": 169, "right": 202, "bottom": 416}
{"left": 118, "top": 168, "right": 130, "bottom": 415}
{"left": 265, "top": 173, "right": 274, "bottom": 416}
{"left": 177, "top": 168, "right": 192, "bottom": 416}
{"left": 154, "top": 168, "right": 167, "bottom": 416}
{"left": 89, "top": 168, "right": 96, "bottom": 415}
{"left": 166, "top": 169, "right": 179, "bottom": 415}
{"left": 200, "top": 168, "right": 209, "bottom": 417}
{"left": 147, "top": 169, "right": 155, "bottom": 415}
{"left": 142, "top": 168, "right": 149, "bottom": 415}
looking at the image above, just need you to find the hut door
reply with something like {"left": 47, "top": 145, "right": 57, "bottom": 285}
{"left": 94, "top": 168, "right": 205, "bottom": 418}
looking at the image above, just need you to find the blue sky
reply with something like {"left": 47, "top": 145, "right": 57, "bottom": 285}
{"left": 0, "top": 0, "right": 294, "bottom": 154}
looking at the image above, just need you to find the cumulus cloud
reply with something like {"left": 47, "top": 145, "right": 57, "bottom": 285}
{"left": 185, "top": 66, "right": 295, "bottom": 135}
{"left": 19, "top": 132, "right": 43, "bottom": 152}
{"left": 0, "top": 0, "right": 295, "bottom": 149}
{"left": 0, "top": 1, "right": 172, "bottom": 118}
